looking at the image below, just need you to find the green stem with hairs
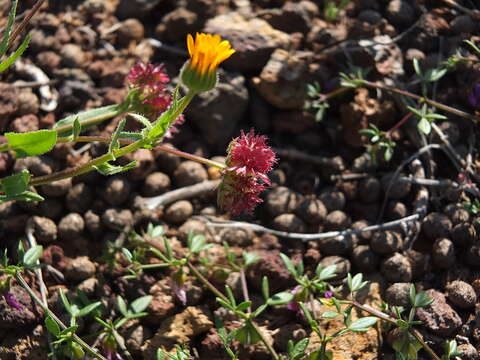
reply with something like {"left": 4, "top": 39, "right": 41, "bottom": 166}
{"left": 349, "top": 300, "right": 441, "bottom": 360}
{"left": 28, "top": 92, "right": 197, "bottom": 187}
{"left": 186, "top": 261, "right": 280, "bottom": 360}
{"left": 15, "top": 273, "right": 108, "bottom": 360}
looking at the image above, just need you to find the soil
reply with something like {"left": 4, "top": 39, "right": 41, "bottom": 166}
{"left": 1, "top": 0, "right": 480, "bottom": 359}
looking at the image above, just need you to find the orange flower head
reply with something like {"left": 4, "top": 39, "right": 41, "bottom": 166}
{"left": 181, "top": 33, "right": 235, "bottom": 93}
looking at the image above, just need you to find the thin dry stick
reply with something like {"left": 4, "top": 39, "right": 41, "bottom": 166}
{"left": 15, "top": 274, "right": 108, "bottom": 360}
{"left": 271, "top": 147, "right": 345, "bottom": 172}
{"left": 378, "top": 144, "right": 442, "bottom": 221}
{"left": 25, "top": 220, "right": 56, "bottom": 360}
{"left": 199, "top": 213, "right": 421, "bottom": 242}
{"left": 362, "top": 80, "right": 480, "bottom": 123}
{"left": 404, "top": 159, "right": 429, "bottom": 249}
{"left": 350, "top": 301, "right": 442, "bottom": 360}
{"left": 142, "top": 179, "right": 221, "bottom": 210}
{"left": 239, "top": 268, "right": 251, "bottom": 314}
{"left": 7, "top": 0, "right": 46, "bottom": 53}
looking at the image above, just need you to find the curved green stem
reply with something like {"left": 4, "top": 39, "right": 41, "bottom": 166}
{"left": 15, "top": 273, "right": 108, "bottom": 360}
{"left": 28, "top": 92, "right": 199, "bottom": 187}
{"left": 349, "top": 300, "right": 441, "bottom": 360}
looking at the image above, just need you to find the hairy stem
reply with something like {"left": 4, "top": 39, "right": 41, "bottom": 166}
{"left": 15, "top": 273, "right": 108, "bottom": 360}
{"left": 361, "top": 80, "right": 480, "bottom": 123}
{"left": 186, "top": 261, "right": 280, "bottom": 360}
{"left": 350, "top": 301, "right": 441, "bottom": 360}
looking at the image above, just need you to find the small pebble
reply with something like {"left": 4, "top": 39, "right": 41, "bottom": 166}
{"left": 295, "top": 198, "right": 327, "bottom": 225}
{"left": 102, "top": 208, "right": 134, "bottom": 231}
{"left": 142, "top": 172, "right": 171, "bottom": 196}
{"left": 40, "top": 178, "right": 72, "bottom": 197}
{"left": 164, "top": 200, "right": 193, "bottom": 224}
{"left": 432, "top": 238, "right": 455, "bottom": 269}
{"left": 358, "top": 177, "right": 381, "bottom": 203}
{"left": 422, "top": 212, "right": 452, "bottom": 240}
{"left": 445, "top": 280, "right": 477, "bottom": 309}
{"left": 385, "top": 282, "right": 413, "bottom": 307}
{"left": 60, "top": 44, "right": 86, "bottom": 68}
{"left": 272, "top": 213, "right": 306, "bottom": 233}
{"left": 264, "top": 186, "right": 299, "bottom": 216}
{"left": 451, "top": 223, "right": 476, "bottom": 247}
{"left": 103, "top": 176, "right": 131, "bottom": 206}
{"left": 386, "top": 201, "right": 407, "bottom": 220}
{"left": 84, "top": 210, "right": 103, "bottom": 236}
{"left": 381, "top": 173, "right": 411, "bottom": 199}
{"left": 444, "top": 203, "right": 470, "bottom": 225}
{"left": 319, "top": 190, "right": 345, "bottom": 212}
{"left": 381, "top": 253, "right": 412, "bottom": 283}
{"left": 66, "top": 183, "right": 93, "bottom": 213}
{"left": 351, "top": 245, "right": 379, "bottom": 273}
{"left": 386, "top": 0, "right": 415, "bottom": 26}
{"left": 58, "top": 213, "right": 85, "bottom": 239}
{"left": 38, "top": 199, "right": 63, "bottom": 220}
{"left": 173, "top": 161, "right": 208, "bottom": 187}
{"left": 318, "top": 235, "right": 352, "bottom": 255}
{"left": 324, "top": 210, "right": 351, "bottom": 231}
{"left": 117, "top": 18, "right": 145, "bottom": 44}
{"left": 65, "top": 256, "right": 96, "bottom": 281}
{"left": 30, "top": 216, "right": 57, "bottom": 243}
{"left": 370, "top": 231, "right": 403, "bottom": 254}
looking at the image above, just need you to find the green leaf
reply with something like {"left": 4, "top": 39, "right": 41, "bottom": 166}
{"left": 317, "top": 264, "right": 337, "bottom": 281}
{"left": 235, "top": 301, "right": 252, "bottom": 312}
{"left": 321, "top": 311, "right": 339, "bottom": 319}
{"left": 121, "top": 248, "right": 133, "bottom": 262}
{"left": 188, "top": 234, "right": 211, "bottom": 253}
{"left": 252, "top": 303, "right": 268, "bottom": 318}
{"left": 243, "top": 252, "right": 260, "bottom": 267}
{"left": 130, "top": 295, "right": 153, "bottom": 314}
{"left": 94, "top": 160, "right": 137, "bottom": 175}
{"left": 58, "top": 325, "right": 79, "bottom": 337}
{"left": 348, "top": 273, "right": 366, "bottom": 292}
{"left": 348, "top": 316, "right": 377, "bottom": 332}
{"left": 280, "top": 253, "right": 297, "bottom": 277}
{"left": 58, "top": 289, "right": 72, "bottom": 314}
{"left": 417, "top": 117, "right": 431, "bottom": 135}
{"left": 22, "top": 245, "right": 43, "bottom": 267}
{"left": 0, "top": 170, "right": 44, "bottom": 203}
{"left": 267, "top": 291, "right": 294, "bottom": 306}
{"left": 414, "top": 292, "right": 434, "bottom": 308}
{"left": 128, "top": 113, "right": 152, "bottom": 130}
{"left": 116, "top": 296, "right": 129, "bottom": 317}
{"left": 0, "top": 33, "right": 31, "bottom": 73}
{"left": 412, "top": 58, "right": 422, "bottom": 76}
{"left": 384, "top": 146, "right": 394, "bottom": 162}
{"left": 54, "top": 104, "right": 121, "bottom": 136}
{"left": 261, "top": 276, "right": 269, "bottom": 300}
{"left": 77, "top": 301, "right": 102, "bottom": 317}
{"left": 291, "top": 338, "right": 309, "bottom": 360}
{"left": 109, "top": 118, "right": 126, "bottom": 154}
{"left": 45, "top": 315, "right": 60, "bottom": 337}
{"left": 71, "top": 117, "right": 81, "bottom": 141}
{"left": 5, "top": 130, "right": 57, "bottom": 158}
{"left": 233, "top": 321, "right": 261, "bottom": 345}
{"left": 119, "top": 131, "right": 143, "bottom": 141}
{"left": 147, "top": 223, "right": 164, "bottom": 238}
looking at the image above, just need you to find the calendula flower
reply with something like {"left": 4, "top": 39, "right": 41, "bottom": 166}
{"left": 181, "top": 33, "right": 235, "bottom": 93}
{"left": 218, "top": 129, "right": 276, "bottom": 215}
